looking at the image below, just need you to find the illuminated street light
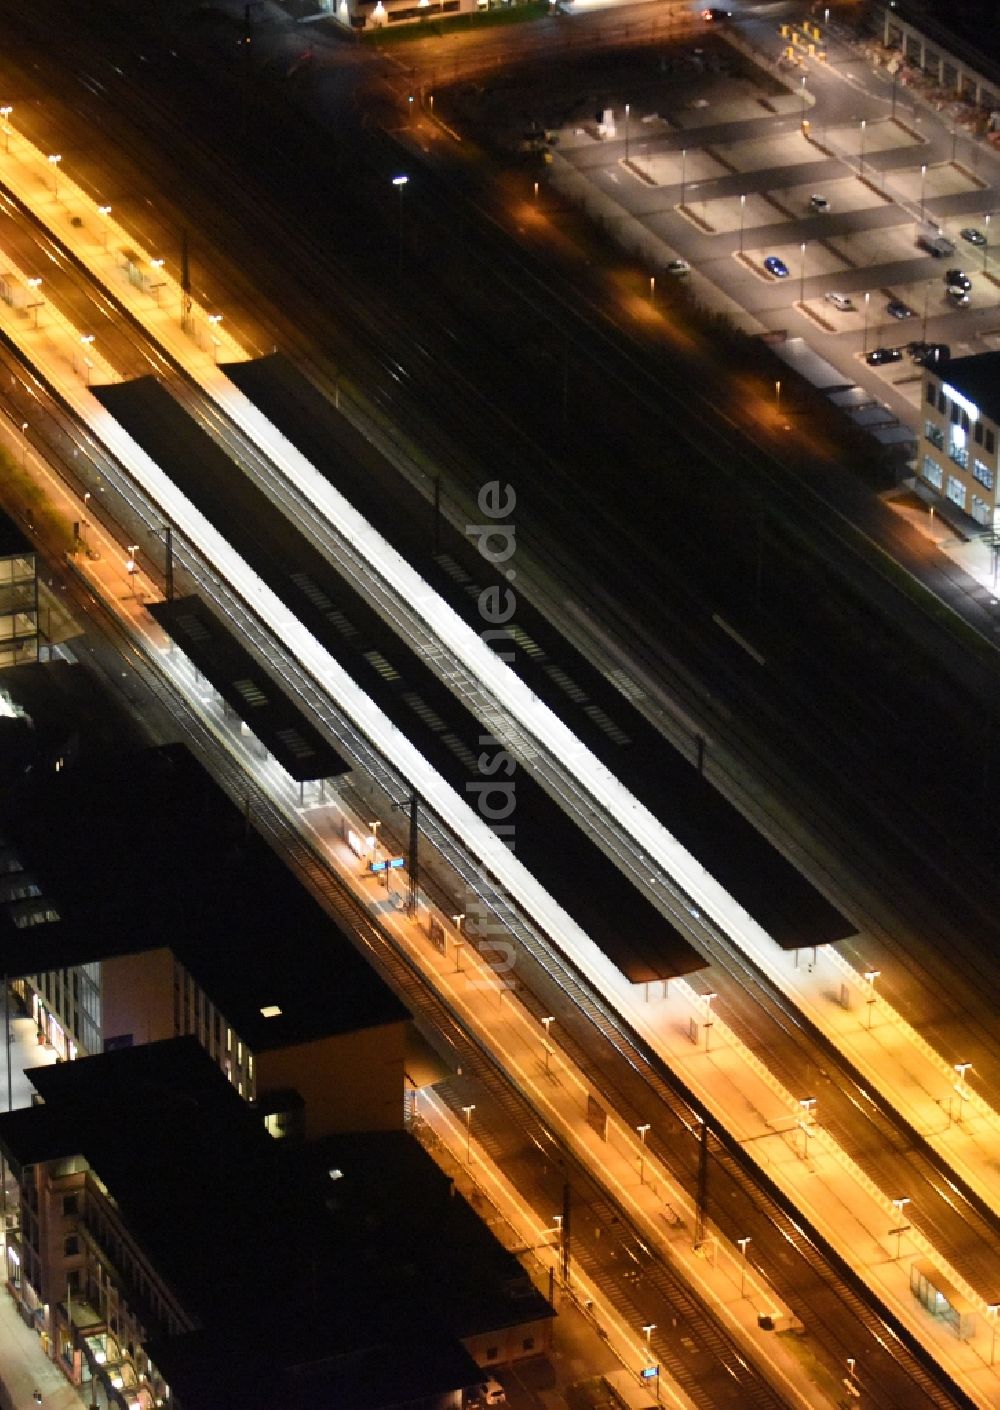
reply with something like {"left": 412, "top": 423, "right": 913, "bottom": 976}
{"left": 799, "top": 1096, "right": 816, "bottom": 1159}
{"left": 624, "top": 102, "right": 630, "bottom": 163}
{"left": 919, "top": 164, "right": 927, "bottom": 222}
{"left": 97, "top": 204, "right": 112, "bottom": 249}
{"left": 642, "top": 1322, "right": 656, "bottom": 1346}
{"left": 799, "top": 240, "right": 806, "bottom": 306}
{"left": 863, "top": 291, "right": 871, "bottom": 355}
{"left": 47, "top": 152, "right": 62, "bottom": 197}
{"left": 541, "top": 1014, "right": 555, "bottom": 1073}
{"left": 737, "top": 1235, "right": 751, "bottom": 1296}
{"left": 863, "top": 968, "right": 880, "bottom": 1030}
{"left": 858, "top": 120, "right": 866, "bottom": 180}
{"left": 636, "top": 1121, "right": 651, "bottom": 1185}
{"left": 26, "top": 276, "right": 43, "bottom": 328}
{"left": 953, "top": 1062, "right": 972, "bottom": 1122}
{"left": 702, "top": 991, "right": 717, "bottom": 1052}
{"left": 890, "top": 1196, "right": 911, "bottom": 1259}
{"left": 392, "top": 174, "right": 409, "bottom": 281}
{"left": 0, "top": 105, "right": 12, "bottom": 154}
{"left": 985, "top": 212, "right": 991, "bottom": 274}
{"left": 80, "top": 334, "right": 95, "bottom": 385}
{"left": 680, "top": 147, "right": 687, "bottom": 208}
{"left": 452, "top": 911, "right": 466, "bottom": 972}
{"left": 126, "top": 544, "right": 140, "bottom": 598}
{"left": 739, "top": 193, "right": 746, "bottom": 256}
{"left": 149, "top": 257, "right": 166, "bottom": 305}
{"left": 461, "top": 1103, "right": 475, "bottom": 1162}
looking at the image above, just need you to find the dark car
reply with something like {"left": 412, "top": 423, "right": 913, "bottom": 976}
{"left": 945, "top": 269, "right": 972, "bottom": 291}
{"left": 886, "top": 298, "right": 915, "bottom": 320}
{"left": 913, "top": 343, "right": 951, "bottom": 367}
{"left": 764, "top": 255, "right": 790, "bottom": 278}
{"left": 961, "top": 227, "right": 987, "bottom": 248}
{"left": 702, "top": 6, "right": 733, "bottom": 17}
{"left": 866, "top": 347, "right": 903, "bottom": 366}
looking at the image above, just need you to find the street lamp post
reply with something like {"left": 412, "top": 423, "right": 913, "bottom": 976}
{"left": 703, "top": 991, "right": 717, "bottom": 1052}
{"left": 636, "top": 1122, "right": 651, "bottom": 1185}
{"left": 953, "top": 1062, "right": 972, "bottom": 1122}
{"left": 624, "top": 102, "right": 630, "bottom": 163}
{"left": 800, "top": 75, "right": 807, "bottom": 126}
{"left": 26, "top": 276, "right": 42, "bottom": 328}
{"left": 863, "top": 291, "right": 871, "bottom": 354}
{"left": 891, "top": 1196, "right": 911, "bottom": 1259}
{"left": 47, "top": 152, "right": 62, "bottom": 197}
{"left": 680, "top": 147, "right": 687, "bottom": 208}
{"left": 863, "top": 968, "right": 880, "bottom": 1030}
{"left": 452, "top": 912, "right": 466, "bottom": 972}
{"left": 461, "top": 1103, "right": 475, "bottom": 1162}
{"left": 97, "top": 205, "right": 112, "bottom": 250}
{"left": 541, "top": 1015, "right": 555, "bottom": 1074}
{"left": 737, "top": 1236, "right": 751, "bottom": 1296}
{"left": 799, "top": 241, "right": 806, "bottom": 306}
{"left": 859, "top": 120, "right": 866, "bottom": 180}
{"left": 0, "top": 106, "right": 12, "bottom": 154}
{"left": 739, "top": 193, "right": 746, "bottom": 256}
{"left": 79, "top": 334, "right": 95, "bottom": 385}
{"left": 207, "top": 312, "right": 223, "bottom": 362}
{"left": 919, "top": 164, "right": 927, "bottom": 222}
{"left": 642, "top": 1323, "right": 656, "bottom": 1348}
{"left": 392, "top": 174, "right": 409, "bottom": 281}
{"left": 799, "top": 1096, "right": 816, "bottom": 1158}
{"left": 126, "top": 545, "right": 140, "bottom": 599}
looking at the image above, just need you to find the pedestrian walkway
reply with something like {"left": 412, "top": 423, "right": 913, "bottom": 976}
{"left": 0, "top": 1287, "right": 80, "bottom": 1410}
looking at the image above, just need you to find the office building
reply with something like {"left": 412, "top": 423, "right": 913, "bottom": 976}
{"left": 918, "top": 352, "right": 1000, "bottom": 527}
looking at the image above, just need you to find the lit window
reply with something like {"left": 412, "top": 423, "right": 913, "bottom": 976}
{"left": 946, "top": 475, "right": 967, "bottom": 510}
{"left": 922, "top": 455, "right": 943, "bottom": 489}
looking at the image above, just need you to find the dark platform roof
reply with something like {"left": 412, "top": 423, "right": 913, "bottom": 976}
{"left": 0, "top": 506, "right": 32, "bottom": 557}
{"left": 934, "top": 352, "right": 1000, "bottom": 427}
{"left": 93, "top": 376, "right": 703, "bottom": 985}
{"left": 0, "top": 744, "right": 409, "bottom": 1049}
{"left": 148, "top": 595, "right": 349, "bottom": 783}
{"left": 223, "top": 354, "right": 854, "bottom": 953}
{"left": 0, "top": 1039, "right": 496, "bottom": 1410}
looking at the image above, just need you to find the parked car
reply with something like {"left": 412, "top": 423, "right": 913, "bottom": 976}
{"left": 475, "top": 1381, "right": 506, "bottom": 1407}
{"left": 824, "top": 291, "right": 855, "bottom": 311}
{"left": 885, "top": 298, "right": 915, "bottom": 319}
{"left": 961, "top": 227, "right": 987, "bottom": 247}
{"left": 866, "top": 346, "right": 903, "bottom": 365}
{"left": 764, "top": 255, "right": 790, "bottom": 278}
{"left": 665, "top": 258, "right": 691, "bottom": 275}
{"left": 945, "top": 269, "right": 972, "bottom": 291}
{"left": 809, "top": 194, "right": 830, "bottom": 212}
{"left": 913, "top": 343, "right": 951, "bottom": 367}
{"left": 702, "top": 6, "right": 733, "bottom": 18}
{"left": 947, "top": 287, "right": 970, "bottom": 306}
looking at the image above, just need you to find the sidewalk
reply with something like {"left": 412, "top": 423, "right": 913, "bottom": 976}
{"left": 0, "top": 1286, "right": 80, "bottom": 1410}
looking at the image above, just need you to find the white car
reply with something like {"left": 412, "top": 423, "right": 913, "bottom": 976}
{"left": 809, "top": 194, "right": 830, "bottom": 212}
{"left": 665, "top": 258, "right": 691, "bottom": 276}
{"left": 474, "top": 1380, "right": 506, "bottom": 1406}
{"left": 824, "top": 291, "right": 855, "bottom": 312}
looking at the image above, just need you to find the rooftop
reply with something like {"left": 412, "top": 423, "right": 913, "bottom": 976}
{"left": 0, "top": 743, "right": 409, "bottom": 1050}
{"left": 934, "top": 351, "right": 1000, "bottom": 426}
{"left": 0, "top": 506, "right": 33, "bottom": 558}
{"left": 0, "top": 1039, "right": 514, "bottom": 1410}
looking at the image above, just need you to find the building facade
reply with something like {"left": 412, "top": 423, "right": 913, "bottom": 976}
{"left": 918, "top": 353, "right": 1000, "bottom": 527}
{"left": 0, "top": 513, "right": 38, "bottom": 669}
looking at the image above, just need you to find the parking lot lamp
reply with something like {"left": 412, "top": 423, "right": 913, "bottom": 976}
{"left": 681, "top": 148, "right": 687, "bottom": 208}
{"left": 863, "top": 291, "right": 870, "bottom": 354}
{"left": 859, "top": 120, "right": 866, "bottom": 180}
{"left": 799, "top": 242, "right": 806, "bottom": 305}
{"left": 624, "top": 102, "right": 630, "bottom": 163}
{"left": 919, "top": 163, "right": 927, "bottom": 221}
{"left": 739, "top": 194, "right": 746, "bottom": 255}
{"left": 985, "top": 213, "right": 991, "bottom": 273}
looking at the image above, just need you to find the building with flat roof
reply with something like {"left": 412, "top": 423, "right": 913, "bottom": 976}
{"left": 0, "top": 1039, "right": 504, "bottom": 1410}
{"left": 0, "top": 508, "right": 38, "bottom": 669}
{"left": 918, "top": 352, "right": 1000, "bottom": 527}
{"left": 1, "top": 743, "right": 419, "bottom": 1140}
